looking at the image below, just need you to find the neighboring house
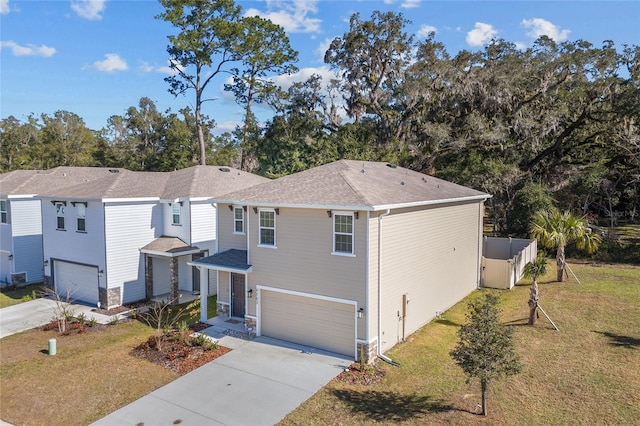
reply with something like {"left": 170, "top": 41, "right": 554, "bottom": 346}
{"left": 0, "top": 165, "right": 267, "bottom": 309}
{"left": 0, "top": 168, "right": 120, "bottom": 287}
{"left": 191, "top": 160, "right": 490, "bottom": 361}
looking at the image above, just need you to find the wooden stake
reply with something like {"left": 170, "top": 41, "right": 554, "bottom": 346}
{"left": 537, "top": 303, "right": 559, "bottom": 331}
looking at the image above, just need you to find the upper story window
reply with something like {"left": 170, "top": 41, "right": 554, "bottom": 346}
{"left": 0, "top": 200, "right": 7, "bottom": 224}
{"left": 333, "top": 213, "right": 354, "bottom": 255}
{"left": 55, "top": 202, "right": 66, "bottom": 230}
{"left": 258, "top": 209, "right": 276, "bottom": 247}
{"left": 76, "top": 203, "right": 86, "bottom": 232}
{"left": 172, "top": 203, "right": 181, "bottom": 225}
{"left": 233, "top": 206, "right": 244, "bottom": 234}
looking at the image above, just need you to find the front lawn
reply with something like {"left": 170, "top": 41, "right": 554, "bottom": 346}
{"left": 280, "top": 262, "right": 640, "bottom": 425}
{"left": 0, "top": 283, "right": 43, "bottom": 308}
{"left": 0, "top": 321, "right": 176, "bottom": 426}
{"left": 0, "top": 294, "right": 221, "bottom": 425}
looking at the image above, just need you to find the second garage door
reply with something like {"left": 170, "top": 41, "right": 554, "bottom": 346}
{"left": 54, "top": 261, "right": 99, "bottom": 305}
{"left": 260, "top": 289, "right": 355, "bottom": 358}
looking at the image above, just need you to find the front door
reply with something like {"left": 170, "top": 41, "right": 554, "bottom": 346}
{"left": 231, "top": 273, "right": 245, "bottom": 318}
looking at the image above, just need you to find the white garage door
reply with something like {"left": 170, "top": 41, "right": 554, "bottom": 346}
{"left": 54, "top": 261, "right": 99, "bottom": 305}
{"left": 260, "top": 290, "right": 355, "bottom": 358}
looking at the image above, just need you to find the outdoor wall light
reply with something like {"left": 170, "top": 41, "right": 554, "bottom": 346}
{"left": 43, "top": 260, "right": 49, "bottom": 267}
{"left": 358, "top": 307, "right": 364, "bottom": 319}
{"left": 98, "top": 269, "right": 104, "bottom": 278}
{"left": 7, "top": 254, "right": 12, "bottom": 261}
{"left": 247, "top": 289, "right": 253, "bottom": 298}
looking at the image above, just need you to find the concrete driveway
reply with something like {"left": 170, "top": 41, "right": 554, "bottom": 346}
{"left": 0, "top": 298, "right": 125, "bottom": 339}
{"left": 93, "top": 333, "right": 351, "bottom": 426}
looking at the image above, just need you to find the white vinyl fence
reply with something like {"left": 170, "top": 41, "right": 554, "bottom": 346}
{"left": 481, "top": 237, "right": 537, "bottom": 289}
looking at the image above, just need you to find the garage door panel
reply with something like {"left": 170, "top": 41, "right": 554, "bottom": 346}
{"left": 54, "top": 261, "right": 99, "bottom": 305}
{"left": 261, "top": 290, "right": 355, "bottom": 358}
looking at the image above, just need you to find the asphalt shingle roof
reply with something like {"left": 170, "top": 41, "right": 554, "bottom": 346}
{"left": 192, "top": 249, "right": 251, "bottom": 272}
{"left": 1, "top": 165, "right": 270, "bottom": 200}
{"left": 215, "top": 160, "right": 489, "bottom": 210}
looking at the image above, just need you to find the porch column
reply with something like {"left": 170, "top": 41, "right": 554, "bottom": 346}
{"left": 199, "top": 267, "right": 209, "bottom": 323}
{"left": 145, "top": 255, "right": 153, "bottom": 300}
{"left": 169, "top": 257, "right": 178, "bottom": 304}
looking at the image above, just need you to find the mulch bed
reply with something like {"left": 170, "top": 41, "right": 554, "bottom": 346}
{"left": 337, "top": 362, "right": 385, "bottom": 385}
{"left": 130, "top": 331, "right": 231, "bottom": 375}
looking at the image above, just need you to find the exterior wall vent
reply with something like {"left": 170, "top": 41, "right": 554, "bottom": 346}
{"left": 219, "top": 167, "right": 231, "bottom": 172}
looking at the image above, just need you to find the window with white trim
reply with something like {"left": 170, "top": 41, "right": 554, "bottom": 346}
{"left": 55, "top": 202, "right": 65, "bottom": 230}
{"left": 333, "top": 213, "right": 354, "bottom": 255}
{"left": 259, "top": 209, "right": 275, "bottom": 246}
{"left": 0, "top": 200, "right": 7, "bottom": 224}
{"left": 172, "top": 203, "right": 181, "bottom": 225}
{"left": 233, "top": 206, "right": 244, "bottom": 234}
{"left": 76, "top": 203, "right": 86, "bottom": 232}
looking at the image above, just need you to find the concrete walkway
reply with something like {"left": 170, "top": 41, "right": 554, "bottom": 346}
{"left": 0, "top": 298, "right": 127, "bottom": 339}
{"left": 93, "top": 332, "right": 351, "bottom": 426}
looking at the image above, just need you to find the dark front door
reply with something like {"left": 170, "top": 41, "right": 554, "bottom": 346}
{"left": 231, "top": 273, "right": 245, "bottom": 318}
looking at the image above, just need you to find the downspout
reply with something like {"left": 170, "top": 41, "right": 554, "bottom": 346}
{"left": 477, "top": 202, "right": 484, "bottom": 289}
{"left": 377, "top": 208, "right": 401, "bottom": 367}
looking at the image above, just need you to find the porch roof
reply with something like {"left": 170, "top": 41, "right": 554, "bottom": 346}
{"left": 140, "top": 236, "right": 201, "bottom": 257}
{"left": 188, "top": 249, "right": 252, "bottom": 273}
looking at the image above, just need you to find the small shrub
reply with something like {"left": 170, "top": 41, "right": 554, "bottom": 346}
{"left": 108, "top": 316, "right": 119, "bottom": 325}
{"left": 87, "top": 316, "right": 97, "bottom": 327}
{"left": 76, "top": 313, "right": 87, "bottom": 325}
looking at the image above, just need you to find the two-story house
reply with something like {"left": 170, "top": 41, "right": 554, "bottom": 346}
{"left": 0, "top": 167, "right": 122, "bottom": 286}
{"left": 191, "top": 160, "right": 490, "bottom": 361}
{"left": 38, "top": 166, "right": 268, "bottom": 309}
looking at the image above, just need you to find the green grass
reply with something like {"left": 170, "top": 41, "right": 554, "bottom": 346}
{"left": 207, "top": 294, "right": 217, "bottom": 319}
{"left": 0, "top": 284, "right": 43, "bottom": 309}
{"left": 280, "top": 261, "right": 640, "bottom": 425}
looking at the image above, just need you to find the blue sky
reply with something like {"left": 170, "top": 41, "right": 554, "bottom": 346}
{"left": 1, "top": 0, "right": 639, "bottom": 134}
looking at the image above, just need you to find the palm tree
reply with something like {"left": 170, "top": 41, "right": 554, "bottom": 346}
{"left": 523, "top": 253, "right": 548, "bottom": 325}
{"left": 530, "top": 208, "right": 601, "bottom": 282}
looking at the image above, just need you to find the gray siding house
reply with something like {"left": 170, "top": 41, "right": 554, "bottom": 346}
{"left": 192, "top": 160, "right": 490, "bottom": 361}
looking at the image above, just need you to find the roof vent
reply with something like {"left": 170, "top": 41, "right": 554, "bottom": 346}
{"left": 401, "top": 181, "right": 405, "bottom": 186}
{"left": 108, "top": 169, "right": 119, "bottom": 173}
{"left": 422, "top": 177, "right": 428, "bottom": 183}
{"left": 219, "top": 167, "right": 230, "bottom": 173}
{"left": 386, "top": 163, "right": 397, "bottom": 169}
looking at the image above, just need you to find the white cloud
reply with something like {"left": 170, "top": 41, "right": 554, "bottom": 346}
{"left": 244, "top": 0, "right": 321, "bottom": 33}
{"left": 0, "top": 40, "right": 56, "bottom": 57}
{"left": 139, "top": 59, "right": 181, "bottom": 75}
{"left": 314, "top": 38, "right": 333, "bottom": 62}
{"left": 1, "top": 0, "right": 10, "bottom": 15}
{"left": 401, "top": 0, "right": 421, "bottom": 8}
{"left": 71, "top": 0, "right": 106, "bottom": 21}
{"left": 514, "top": 41, "right": 527, "bottom": 50}
{"left": 522, "top": 18, "right": 570, "bottom": 42}
{"left": 466, "top": 22, "right": 498, "bottom": 47}
{"left": 91, "top": 53, "right": 128, "bottom": 72}
{"left": 416, "top": 25, "right": 437, "bottom": 39}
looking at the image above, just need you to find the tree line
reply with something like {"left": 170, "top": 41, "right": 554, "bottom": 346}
{"left": 1, "top": 7, "right": 638, "bottom": 246}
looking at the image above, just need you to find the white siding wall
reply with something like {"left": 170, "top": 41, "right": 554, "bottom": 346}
{"left": 190, "top": 202, "right": 216, "bottom": 251}
{"left": 248, "top": 207, "right": 367, "bottom": 336}
{"left": 162, "top": 201, "right": 191, "bottom": 243}
{"left": 42, "top": 199, "right": 105, "bottom": 287}
{"left": 104, "top": 202, "right": 161, "bottom": 304}
{"left": 10, "top": 199, "right": 44, "bottom": 283}
{"left": 377, "top": 201, "right": 483, "bottom": 352}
